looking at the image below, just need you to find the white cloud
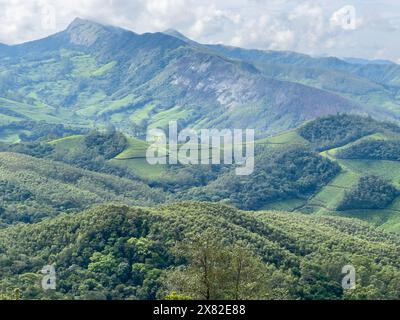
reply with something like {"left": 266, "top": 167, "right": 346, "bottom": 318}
{"left": 330, "top": 5, "right": 357, "bottom": 30}
{"left": 0, "top": 0, "right": 399, "bottom": 62}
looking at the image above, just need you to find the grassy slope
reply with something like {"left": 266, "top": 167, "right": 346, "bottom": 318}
{"left": 261, "top": 129, "right": 400, "bottom": 232}
{"left": 111, "top": 137, "right": 167, "bottom": 179}
{"left": 48, "top": 135, "right": 166, "bottom": 180}
{"left": 47, "top": 133, "right": 174, "bottom": 181}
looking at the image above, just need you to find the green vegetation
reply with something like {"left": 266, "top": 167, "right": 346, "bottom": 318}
{"left": 0, "top": 152, "right": 165, "bottom": 225}
{"left": 182, "top": 147, "right": 341, "bottom": 210}
{"left": 337, "top": 176, "right": 399, "bottom": 211}
{"left": 163, "top": 231, "right": 283, "bottom": 300}
{"left": 298, "top": 114, "right": 400, "bottom": 151}
{"left": 0, "top": 121, "right": 88, "bottom": 143}
{"left": 1, "top": 202, "right": 400, "bottom": 300}
{"left": 337, "top": 140, "right": 400, "bottom": 161}
{"left": 84, "top": 129, "right": 128, "bottom": 160}
{"left": 3, "top": 18, "right": 400, "bottom": 301}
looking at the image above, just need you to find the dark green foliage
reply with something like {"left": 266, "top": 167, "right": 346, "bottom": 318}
{"left": 337, "top": 140, "right": 400, "bottom": 161}
{"left": 154, "top": 164, "right": 227, "bottom": 192}
{"left": 0, "top": 141, "right": 55, "bottom": 158}
{"left": 0, "top": 121, "right": 88, "bottom": 142}
{"left": 0, "top": 129, "right": 137, "bottom": 179}
{"left": 337, "top": 176, "right": 399, "bottom": 211}
{"left": 183, "top": 147, "right": 341, "bottom": 210}
{"left": 84, "top": 130, "right": 128, "bottom": 160}
{"left": 298, "top": 114, "right": 400, "bottom": 151}
{"left": 162, "top": 231, "right": 286, "bottom": 300}
{"left": 1, "top": 202, "right": 400, "bottom": 300}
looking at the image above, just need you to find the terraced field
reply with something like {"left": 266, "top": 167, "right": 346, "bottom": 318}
{"left": 253, "top": 126, "right": 400, "bottom": 232}
{"left": 111, "top": 137, "right": 167, "bottom": 179}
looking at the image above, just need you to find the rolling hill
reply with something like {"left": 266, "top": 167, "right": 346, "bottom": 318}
{"left": 3, "top": 114, "right": 400, "bottom": 231}
{"left": 252, "top": 115, "right": 400, "bottom": 233}
{"left": 0, "top": 152, "right": 166, "bottom": 225}
{"left": 3, "top": 114, "right": 400, "bottom": 233}
{"left": 1, "top": 202, "right": 400, "bottom": 300}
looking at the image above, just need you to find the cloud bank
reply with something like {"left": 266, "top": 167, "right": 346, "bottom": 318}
{"left": 0, "top": 0, "right": 399, "bottom": 61}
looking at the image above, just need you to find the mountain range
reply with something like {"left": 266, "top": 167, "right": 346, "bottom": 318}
{"left": 1, "top": 18, "right": 400, "bottom": 140}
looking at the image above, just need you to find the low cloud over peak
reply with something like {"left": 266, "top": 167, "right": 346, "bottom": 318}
{"left": 0, "top": 0, "right": 399, "bottom": 62}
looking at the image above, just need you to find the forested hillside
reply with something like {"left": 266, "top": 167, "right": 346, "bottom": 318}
{"left": 1, "top": 202, "right": 400, "bottom": 300}
{"left": 181, "top": 146, "right": 341, "bottom": 210}
{"left": 0, "top": 152, "right": 165, "bottom": 225}
{"left": 3, "top": 114, "right": 400, "bottom": 232}
{"left": 298, "top": 114, "right": 400, "bottom": 151}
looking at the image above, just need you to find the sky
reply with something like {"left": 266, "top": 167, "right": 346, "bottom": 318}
{"left": 1, "top": 0, "right": 400, "bottom": 62}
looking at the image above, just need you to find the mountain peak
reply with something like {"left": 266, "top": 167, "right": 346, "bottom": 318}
{"left": 163, "top": 28, "right": 186, "bottom": 38}
{"left": 65, "top": 18, "right": 128, "bottom": 47}
{"left": 162, "top": 28, "right": 200, "bottom": 47}
{"left": 67, "top": 17, "right": 103, "bottom": 30}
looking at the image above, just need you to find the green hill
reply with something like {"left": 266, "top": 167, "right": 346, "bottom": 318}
{"left": 1, "top": 202, "right": 400, "bottom": 300}
{"left": 3, "top": 114, "right": 400, "bottom": 233}
{"left": 0, "top": 152, "right": 166, "bottom": 225}
{"left": 110, "top": 136, "right": 166, "bottom": 180}
{"left": 259, "top": 115, "right": 400, "bottom": 232}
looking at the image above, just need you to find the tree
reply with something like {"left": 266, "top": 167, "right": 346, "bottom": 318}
{"left": 162, "top": 230, "right": 287, "bottom": 300}
{"left": 88, "top": 252, "right": 118, "bottom": 276}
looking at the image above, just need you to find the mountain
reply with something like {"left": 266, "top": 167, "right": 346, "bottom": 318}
{"left": 202, "top": 44, "right": 400, "bottom": 117}
{"left": 0, "top": 18, "right": 373, "bottom": 139}
{"left": 343, "top": 57, "right": 395, "bottom": 65}
{"left": 1, "top": 202, "right": 400, "bottom": 300}
{"left": 162, "top": 28, "right": 200, "bottom": 46}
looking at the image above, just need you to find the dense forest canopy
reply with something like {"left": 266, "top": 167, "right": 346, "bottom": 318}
{"left": 1, "top": 202, "right": 400, "bottom": 300}
{"left": 337, "top": 176, "right": 399, "bottom": 211}
{"left": 298, "top": 114, "right": 400, "bottom": 151}
{"left": 181, "top": 146, "right": 341, "bottom": 210}
{"left": 337, "top": 140, "right": 400, "bottom": 161}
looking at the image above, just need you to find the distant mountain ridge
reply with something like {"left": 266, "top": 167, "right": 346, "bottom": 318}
{"left": 0, "top": 18, "right": 399, "bottom": 140}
